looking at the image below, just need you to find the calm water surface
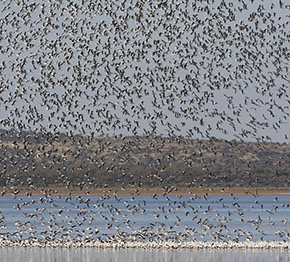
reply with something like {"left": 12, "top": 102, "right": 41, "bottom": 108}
{"left": 1, "top": 195, "right": 290, "bottom": 241}
{"left": 1, "top": 195, "right": 290, "bottom": 261}
{"left": 0, "top": 248, "right": 290, "bottom": 262}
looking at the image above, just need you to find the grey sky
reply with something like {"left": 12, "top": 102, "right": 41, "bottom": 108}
{"left": 0, "top": 0, "right": 289, "bottom": 142}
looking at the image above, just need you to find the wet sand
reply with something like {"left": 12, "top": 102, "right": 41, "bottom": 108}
{"left": 1, "top": 186, "right": 290, "bottom": 196}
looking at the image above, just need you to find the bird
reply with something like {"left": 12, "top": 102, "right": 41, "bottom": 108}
{"left": 0, "top": 0, "right": 289, "bottom": 250}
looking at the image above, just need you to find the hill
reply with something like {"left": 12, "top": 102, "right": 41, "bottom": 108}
{"left": 0, "top": 129, "right": 290, "bottom": 189}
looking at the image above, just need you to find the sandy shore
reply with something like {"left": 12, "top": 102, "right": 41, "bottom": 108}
{"left": 1, "top": 186, "right": 290, "bottom": 196}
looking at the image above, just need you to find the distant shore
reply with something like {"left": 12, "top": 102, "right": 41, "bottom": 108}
{"left": 1, "top": 186, "right": 290, "bottom": 196}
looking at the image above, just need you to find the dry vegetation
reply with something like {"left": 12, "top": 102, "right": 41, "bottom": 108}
{"left": 1, "top": 129, "right": 290, "bottom": 190}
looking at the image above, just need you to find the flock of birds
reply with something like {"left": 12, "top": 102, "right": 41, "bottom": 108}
{"left": 1, "top": 193, "right": 290, "bottom": 249}
{"left": 0, "top": 0, "right": 289, "bottom": 140}
{"left": 0, "top": 0, "right": 290, "bottom": 249}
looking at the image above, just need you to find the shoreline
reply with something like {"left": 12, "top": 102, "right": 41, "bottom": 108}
{"left": 0, "top": 239, "right": 290, "bottom": 249}
{"left": 1, "top": 186, "right": 290, "bottom": 196}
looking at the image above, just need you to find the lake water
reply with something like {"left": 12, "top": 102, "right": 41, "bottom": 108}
{"left": 1, "top": 194, "right": 290, "bottom": 241}
{"left": 1, "top": 194, "right": 290, "bottom": 261}
{"left": 0, "top": 248, "right": 290, "bottom": 262}
{"left": 0, "top": 195, "right": 290, "bottom": 261}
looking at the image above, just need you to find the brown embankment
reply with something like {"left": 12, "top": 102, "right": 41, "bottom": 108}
{"left": 1, "top": 186, "right": 290, "bottom": 196}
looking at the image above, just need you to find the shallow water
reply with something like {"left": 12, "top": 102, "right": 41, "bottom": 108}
{"left": 1, "top": 194, "right": 290, "bottom": 261}
{"left": 0, "top": 248, "right": 290, "bottom": 262}
{"left": 1, "top": 195, "right": 290, "bottom": 242}
{"left": 0, "top": 194, "right": 289, "bottom": 262}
